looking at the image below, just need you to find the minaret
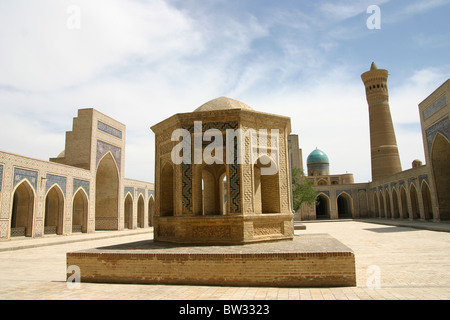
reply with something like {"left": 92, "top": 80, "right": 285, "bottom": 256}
{"left": 361, "top": 62, "right": 402, "bottom": 181}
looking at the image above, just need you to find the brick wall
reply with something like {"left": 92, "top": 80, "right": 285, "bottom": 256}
{"left": 67, "top": 250, "right": 356, "bottom": 288}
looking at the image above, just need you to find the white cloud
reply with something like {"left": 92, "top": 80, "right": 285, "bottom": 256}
{"left": 0, "top": 0, "right": 202, "bottom": 92}
{"left": 319, "top": 0, "right": 390, "bottom": 22}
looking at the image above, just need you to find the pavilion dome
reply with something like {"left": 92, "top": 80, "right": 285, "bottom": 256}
{"left": 307, "top": 148, "right": 329, "bottom": 164}
{"left": 193, "top": 96, "right": 254, "bottom": 112}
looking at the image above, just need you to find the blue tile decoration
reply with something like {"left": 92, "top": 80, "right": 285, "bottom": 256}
{"left": 137, "top": 188, "right": 145, "bottom": 197}
{"left": 408, "top": 177, "right": 417, "bottom": 186}
{"left": 228, "top": 163, "right": 241, "bottom": 214}
{"left": 419, "top": 174, "right": 429, "bottom": 186}
{"left": 184, "top": 121, "right": 238, "bottom": 133}
{"left": 46, "top": 174, "right": 67, "bottom": 196}
{"left": 96, "top": 140, "right": 122, "bottom": 173}
{"left": 317, "top": 190, "right": 330, "bottom": 197}
{"left": 337, "top": 190, "right": 352, "bottom": 197}
{"left": 73, "top": 179, "right": 89, "bottom": 197}
{"left": 426, "top": 116, "right": 450, "bottom": 156}
{"left": 182, "top": 163, "right": 193, "bottom": 215}
{"left": 124, "top": 187, "right": 134, "bottom": 197}
{"left": 424, "top": 95, "right": 447, "bottom": 119}
{"left": 0, "top": 165, "right": 3, "bottom": 192}
{"left": 14, "top": 168, "right": 38, "bottom": 191}
{"left": 98, "top": 121, "right": 122, "bottom": 139}
{"left": 148, "top": 189, "right": 155, "bottom": 198}
{"left": 180, "top": 121, "right": 241, "bottom": 215}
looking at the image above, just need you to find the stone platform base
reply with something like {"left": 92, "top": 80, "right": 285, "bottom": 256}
{"left": 66, "top": 234, "right": 356, "bottom": 288}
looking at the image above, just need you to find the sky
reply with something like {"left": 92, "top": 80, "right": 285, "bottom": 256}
{"left": 1, "top": 0, "right": 449, "bottom": 183}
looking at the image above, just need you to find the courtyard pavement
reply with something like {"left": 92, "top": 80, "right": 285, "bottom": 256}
{"left": 0, "top": 219, "right": 449, "bottom": 300}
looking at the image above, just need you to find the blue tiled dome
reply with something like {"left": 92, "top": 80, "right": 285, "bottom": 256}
{"left": 307, "top": 149, "right": 329, "bottom": 164}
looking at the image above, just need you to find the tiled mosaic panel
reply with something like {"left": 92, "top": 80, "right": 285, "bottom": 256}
{"left": 228, "top": 163, "right": 241, "bottom": 213}
{"left": 14, "top": 168, "right": 38, "bottom": 191}
{"left": 98, "top": 121, "right": 123, "bottom": 139}
{"left": 424, "top": 95, "right": 447, "bottom": 119}
{"left": 46, "top": 174, "right": 67, "bottom": 196}
{"left": 182, "top": 163, "right": 192, "bottom": 214}
{"left": 180, "top": 121, "right": 241, "bottom": 215}
{"left": 124, "top": 187, "right": 134, "bottom": 197}
{"left": 184, "top": 121, "right": 238, "bottom": 133}
{"left": 137, "top": 188, "right": 146, "bottom": 197}
{"left": 426, "top": 116, "right": 450, "bottom": 156}
{"left": 96, "top": 140, "right": 122, "bottom": 173}
{"left": 73, "top": 179, "right": 90, "bottom": 197}
{"left": 336, "top": 190, "right": 353, "bottom": 197}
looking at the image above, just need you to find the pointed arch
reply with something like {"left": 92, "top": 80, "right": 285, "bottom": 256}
{"left": 72, "top": 187, "right": 88, "bottom": 233}
{"left": 400, "top": 186, "right": 409, "bottom": 219}
{"left": 219, "top": 172, "right": 228, "bottom": 215}
{"left": 410, "top": 184, "right": 420, "bottom": 220}
{"left": 379, "top": 192, "right": 385, "bottom": 218}
{"left": 337, "top": 192, "right": 352, "bottom": 219}
{"left": 202, "top": 168, "right": 216, "bottom": 215}
{"left": 431, "top": 133, "right": 450, "bottom": 220}
{"left": 160, "top": 162, "right": 174, "bottom": 216}
{"left": 358, "top": 190, "right": 368, "bottom": 218}
{"left": 137, "top": 194, "right": 145, "bottom": 228}
{"left": 254, "top": 155, "right": 280, "bottom": 214}
{"left": 194, "top": 163, "right": 227, "bottom": 216}
{"left": 392, "top": 188, "right": 400, "bottom": 219}
{"left": 385, "top": 190, "right": 391, "bottom": 219}
{"left": 148, "top": 195, "right": 155, "bottom": 226}
{"left": 421, "top": 181, "right": 433, "bottom": 220}
{"left": 95, "top": 152, "right": 119, "bottom": 230}
{"left": 316, "top": 193, "right": 330, "bottom": 219}
{"left": 373, "top": 192, "right": 379, "bottom": 218}
{"left": 124, "top": 193, "right": 133, "bottom": 229}
{"left": 10, "top": 179, "right": 35, "bottom": 237}
{"left": 44, "top": 184, "right": 65, "bottom": 235}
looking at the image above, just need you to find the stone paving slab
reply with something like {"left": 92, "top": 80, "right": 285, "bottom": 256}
{"left": 0, "top": 220, "right": 449, "bottom": 300}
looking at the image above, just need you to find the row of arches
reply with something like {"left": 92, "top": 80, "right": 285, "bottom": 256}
{"left": 10, "top": 181, "right": 89, "bottom": 237}
{"left": 9, "top": 178, "right": 156, "bottom": 237}
{"left": 124, "top": 193, "right": 155, "bottom": 229}
{"left": 8, "top": 152, "right": 155, "bottom": 238}
{"left": 373, "top": 181, "right": 433, "bottom": 220}
{"left": 315, "top": 192, "right": 353, "bottom": 220}
{"left": 313, "top": 181, "right": 434, "bottom": 221}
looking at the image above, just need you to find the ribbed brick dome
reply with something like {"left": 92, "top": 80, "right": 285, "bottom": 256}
{"left": 194, "top": 97, "right": 254, "bottom": 112}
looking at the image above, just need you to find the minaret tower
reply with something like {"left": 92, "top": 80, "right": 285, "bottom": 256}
{"left": 361, "top": 62, "right": 402, "bottom": 181}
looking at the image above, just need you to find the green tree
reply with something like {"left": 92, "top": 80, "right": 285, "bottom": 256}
{"left": 291, "top": 168, "right": 317, "bottom": 211}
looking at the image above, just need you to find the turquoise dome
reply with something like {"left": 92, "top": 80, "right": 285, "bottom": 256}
{"left": 307, "top": 149, "right": 329, "bottom": 164}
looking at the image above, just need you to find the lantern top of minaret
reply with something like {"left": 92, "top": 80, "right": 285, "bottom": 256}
{"left": 370, "top": 62, "right": 378, "bottom": 70}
